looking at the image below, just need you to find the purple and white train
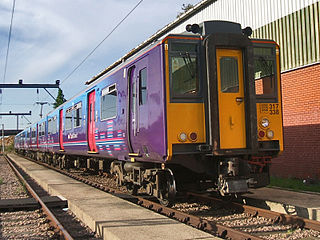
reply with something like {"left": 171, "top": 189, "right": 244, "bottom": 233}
{"left": 15, "top": 21, "right": 284, "bottom": 205}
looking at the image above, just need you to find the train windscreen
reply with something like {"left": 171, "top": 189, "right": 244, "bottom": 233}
{"left": 253, "top": 46, "right": 277, "bottom": 102}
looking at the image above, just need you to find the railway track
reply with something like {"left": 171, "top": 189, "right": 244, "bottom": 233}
{"left": 10, "top": 153, "right": 320, "bottom": 240}
{"left": 2, "top": 154, "right": 101, "bottom": 240}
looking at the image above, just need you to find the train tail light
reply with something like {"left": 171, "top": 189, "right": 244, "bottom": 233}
{"left": 258, "top": 130, "right": 265, "bottom": 138}
{"left": 189, "top": 132, "right": 198, "bottom": 142}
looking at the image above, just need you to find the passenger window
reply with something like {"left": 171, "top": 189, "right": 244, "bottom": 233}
{"left": 220, "top": 57, "right": 239, "bottom": 93}
{"left": 42, "top": 123, "right": 45, "bottom": 136}
{"left": 65, "top": 108, "right": 73, "bottom": 130}
{"left": 39, "top": 123, "right": 45, "bottom": 136}
{"left": 139, "top": 68, "right": 147, "bottom": 105}
{"left": 48, "top": 119, "right": 52, "bottom": 135}
{"left": 48, "top": 116, "right": 57, "bottom": 134}
{"left": 101, "top": 84, "right": 117, "bottom": 120}
{"left": 73, "top": 102, "right": 82, "bottom": 128}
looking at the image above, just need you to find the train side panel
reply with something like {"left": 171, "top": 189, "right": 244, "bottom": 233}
{"left": 60, "top": 94, "right": 87, "bottom": 155}
{"left": 93, "top": 44, "right": 167, "bottom": 162}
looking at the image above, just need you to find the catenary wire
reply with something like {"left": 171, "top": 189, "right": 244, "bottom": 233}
{"left": 42, "top": 0, "right": 143, "bottom": 122}
{"left": 61, "top": 0, "right": 144, "bottom": 85}
{"left": 2, "top": 0, "right": 16, "bottom": 84}
{"left": 1, "top": 0, "right": 16, "bottom": 109}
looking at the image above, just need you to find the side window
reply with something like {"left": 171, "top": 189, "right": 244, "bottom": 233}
{"left": 48, "top": 119, "right": 52, "bottom": 135}
{"left": 43, "top": 123, "right": 45, "bottom": 136}
{"left": 139, "top": 68, "right": 147, "bottom": 105}
{"left": 53, "top": 116, "right": 57, "bottom": 134}
{"left": 48, "top": 116, "right": 57, "bottom": 134}
{"left": 101, "top": 84, "right": 117, "bottom": 120}
{"left": 73, "top": 102, "right": 82, "bottom": 128}
{"left": 65, "top": 108, "right": 72, "bottom": 130}
{"left": 39, "top": 123, "right": 44, "bottom": 136}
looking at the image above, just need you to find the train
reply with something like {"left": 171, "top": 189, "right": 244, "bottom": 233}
{"left": 15, "top": 21, "right": 283, "bottom": 206}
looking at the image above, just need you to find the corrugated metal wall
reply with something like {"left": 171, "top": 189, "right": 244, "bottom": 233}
{"left": 252, "top": 2, "right": 320, "bottom": 72}
{"left": 167, "top": 0, "right": 320, "bottom": 72}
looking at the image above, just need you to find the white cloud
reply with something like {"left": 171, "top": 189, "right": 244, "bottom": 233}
{"left": 0, "top": 0, "right": 201, "bottom": 128}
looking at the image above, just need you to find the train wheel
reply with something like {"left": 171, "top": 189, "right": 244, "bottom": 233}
{"left": 125, "top": 183, "right": 138, "bottom": 195}
{"left": 113, "top": 165, "right": 123, "bottom": 187}
{"left": 158, "top": 169, "right": 176, "bottom": 207}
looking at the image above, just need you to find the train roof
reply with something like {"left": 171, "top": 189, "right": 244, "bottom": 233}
{"left": 86, "top": 0, "right": 215, "bottom": 85}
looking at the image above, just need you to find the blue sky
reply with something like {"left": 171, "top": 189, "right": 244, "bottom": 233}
{"left": 0, "top": 0, "right": 200, "bottom": 130}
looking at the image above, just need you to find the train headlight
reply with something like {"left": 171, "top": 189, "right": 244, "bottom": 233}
{"left": 266, "top": 130, "right": 274, "bottom": 139}
{"left": 178, "top": 132, "right": 187, "bottom": 142}
{"left": 261, "top": 118, "right": 269, "bottom": 128}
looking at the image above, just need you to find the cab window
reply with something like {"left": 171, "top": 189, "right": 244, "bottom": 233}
{"left": 169, "top": 41, "right": 201, "bottom": 101}
{"left": 254, "top": 46, "right": 277, "bottom": 101}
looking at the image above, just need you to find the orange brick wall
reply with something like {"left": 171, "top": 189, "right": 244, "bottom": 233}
{"left": 270, "top": 63, "right": 320, "bottom": 179}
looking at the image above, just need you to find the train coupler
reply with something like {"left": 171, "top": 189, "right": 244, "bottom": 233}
{"left": 218, "top": 177, "right": 248, "bottom": 196}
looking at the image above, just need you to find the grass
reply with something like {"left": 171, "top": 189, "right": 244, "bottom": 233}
{"left": 17, "top": 184, "right": 27, "bottom": 194}
{"left": 4, "top": 143, "right": 14, "bottom": 153}
{"left": 269, "top": 176, "right": 320, "bottom": 193}
{"left": 0, "top": 177, "right": 3, "bottom": 185}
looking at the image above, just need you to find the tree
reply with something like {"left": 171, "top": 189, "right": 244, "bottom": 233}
{"left": 177, "top": 4, "right": 194, "bottom": 18}
{"left": 53, "top": 88, "right": 66, "bottom": 108}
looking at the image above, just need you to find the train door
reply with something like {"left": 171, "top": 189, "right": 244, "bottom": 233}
{"left": 127, "top": 57, "right": 148, "bottom": 155}
{"left": 36, "top": 124, "right": 39, "bottom": 149}
{"left": 59, "top": 109, "right": 64, "bottom": 151}
{"left": 216, "top": 49, "right": 246, "bottom": 149}
{"left": 87, "top": 90, "right": 98, "bottom": 153}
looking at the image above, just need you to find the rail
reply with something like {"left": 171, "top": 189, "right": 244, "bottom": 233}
{"left": 5, "top": 154, "right": 74, "bottom": 240}
{"left": 12, "top": 153, "right": 320, "bottom": 239}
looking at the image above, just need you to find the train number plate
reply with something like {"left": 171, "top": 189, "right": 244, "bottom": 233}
{"left": 268, "top": 103, "right": 280, "bottom": 115}
{"left": 260, "top": 103, "right": 280, "bottom": 115}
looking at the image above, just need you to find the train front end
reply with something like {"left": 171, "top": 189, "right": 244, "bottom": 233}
{"left": 164, "top": 21, "right": 283, "bottom": 196}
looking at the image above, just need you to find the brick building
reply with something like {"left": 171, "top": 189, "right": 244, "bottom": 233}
{"left": 160, "top": 0, "right": 320, "bottom": 179}
{"left": 271, "top": 64, "right": 320, "bottom": 179}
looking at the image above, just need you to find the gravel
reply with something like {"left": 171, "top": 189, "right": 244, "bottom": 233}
{"left": 0, "top": 209, "right": 56, "bottom": 239}
{"left": 14, "top": 156, "right": 320, "bottom": 240}
{"left": 0, "top": 157, "right": 28, "bottom": 199}
{"left": 173, "top": 200, "right": 320, "bottom": 239}
{"left": 0, "top": 156, "right": 57, "bottom": 239}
